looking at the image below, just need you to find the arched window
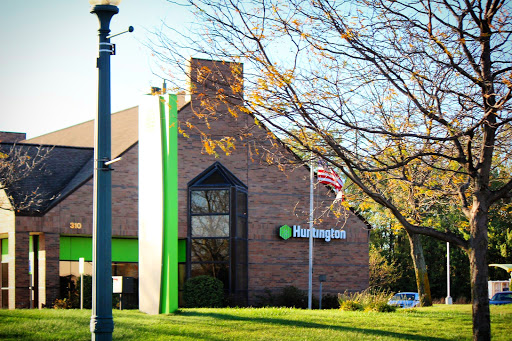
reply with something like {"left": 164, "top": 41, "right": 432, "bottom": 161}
{"left": 187, "top": 162, "right": 248, "bottom": 305}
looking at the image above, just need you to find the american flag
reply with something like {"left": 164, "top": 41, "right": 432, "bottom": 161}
{"left": 317, "top": 161, "right": 344, "bottom": 200}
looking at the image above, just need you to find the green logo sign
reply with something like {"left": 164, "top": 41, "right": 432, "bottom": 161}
{"left": 279, "top": 225, "right": 292, "bottom": 240}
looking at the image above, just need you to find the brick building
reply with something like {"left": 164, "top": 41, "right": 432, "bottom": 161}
{"left": 0, "top": 58, "right": 369, "bottom": 309}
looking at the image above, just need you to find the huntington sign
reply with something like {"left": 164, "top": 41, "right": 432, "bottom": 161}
{"left": 279, "top": 225, "right": 346, "bottom": 242}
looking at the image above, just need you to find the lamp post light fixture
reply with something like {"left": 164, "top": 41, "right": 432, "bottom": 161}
{"left": 89, "top": 0, "right": 121, "bottom": 340}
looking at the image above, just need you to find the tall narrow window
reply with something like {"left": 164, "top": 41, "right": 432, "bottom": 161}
{"left": 188, "top": 162, "right": 248, "bottom": 305}
{"left": 1, "top": 238, "right": 8, "bottom": 309}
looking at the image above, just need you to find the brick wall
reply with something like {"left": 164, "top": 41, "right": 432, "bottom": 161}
{"left": 13, "top": 232, "right": 29, "bottom": 308}
{"left": 15, "top": 144, "right": 139, "bottom": 238}
{"left": 179, "top": 58, "right": 369, "bottom": 303}
{"left": 38, "top": 233, "right": 60, "bottom": 308}
{"left": 7, "top": 58, "right": 369, "bottom": 308}
{"left": 11, "top": 144, "right": 139, "bottom": 308}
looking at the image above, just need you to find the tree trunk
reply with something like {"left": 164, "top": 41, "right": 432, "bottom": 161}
{"left": 468, "top": 210, "right": 491, "bottom": 341}
{"left": 406, "top": 232, "right": 432, "bottom": 307}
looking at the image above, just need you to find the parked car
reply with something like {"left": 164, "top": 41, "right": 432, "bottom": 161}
{"left": 489, "top": 291, "right": 512, "bottom": 305}
{"left": 388, "top": 292, "right": 420, "bottom": 308}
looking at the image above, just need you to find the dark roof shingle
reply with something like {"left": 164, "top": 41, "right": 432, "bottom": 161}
{"left": 0, "top": 143, "right": 94, "bottom": 215}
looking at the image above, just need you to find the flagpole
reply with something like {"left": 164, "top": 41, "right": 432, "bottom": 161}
{"left": 446, "top": 242, "right": 452, "bottom": 304}
{"left": 308, "top": 156, "right": 314, "bottom": 310}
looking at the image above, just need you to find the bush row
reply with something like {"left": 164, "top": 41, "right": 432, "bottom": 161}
{"left": 53, "top": 275, "right": 395, "bottom": 313}
{"left": 182, "top": 276, "right": 340, "bottom": 309}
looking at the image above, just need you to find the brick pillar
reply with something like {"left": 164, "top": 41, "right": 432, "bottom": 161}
{"left": 37, "top": 234, "right": 46, "bottom": 308}
{"left": 38, "top": 233, "right": 60, "bottom": 308}
{"left": 13, "top": 232, "right": 30, "bottom": 309}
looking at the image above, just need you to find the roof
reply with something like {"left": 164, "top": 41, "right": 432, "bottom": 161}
{"left": 188, "top": 161, "right": 248, "bottom": 189}
{"left": 24, "top": 99, "right": 190, "bottom": 158}
{"left": 24, "top": 106, "right": 139, "bottom": 159}
{"left": 7, "top": 99, "right": 190, "bottom": 215}
{"left": 0, "top": 143, "right": 94, "bottom": 215}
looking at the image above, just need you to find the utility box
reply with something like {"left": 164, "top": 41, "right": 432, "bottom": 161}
{"left": 488, "top": 280, "right": 510, "bottom": 298}
{"left": 112, "top": 276, "right": 135, "bottom": 294}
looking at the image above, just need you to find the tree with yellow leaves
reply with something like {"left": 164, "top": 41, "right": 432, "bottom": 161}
{"left": 152, "top": 1, "right": 512, "bottom": 339}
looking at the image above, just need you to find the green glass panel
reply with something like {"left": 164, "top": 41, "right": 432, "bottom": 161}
{"left": 236, "top": 191, "right": 247, "bottom": 216}
{"left": 70, "top": 237, "right": 92, "bottom": 261}
{"left": 190, "top": 262, "right": 229, "bottom": 287}
{"left": 59, "top": 236, "right": 72, "bottom": 260}
{"left": 237, "top": 216, "right": 248, "bottom": 238}
{"left": 191, "top": 239, "right": 229, "bottom": 262}
{"left": 2, "top": 239, "right": 8, "bottom": 256}
{"left": 191, "top": 215, "right": 229, "bottom": 237}
{"left": 178, "top": 239, "right": 186, "bottom": 263}
{"left": 191, "top": 190, "right": 229, "bottom": 214}
{"left": 2, "top": 263, "right": 8, "bottom": 287}
{"left": 1, "top": 239, "right": 8, "bottom": 261}
{"left": 112, "top": 238, "right": 138, "bottom": 262}
{"left": 59, "top": 236, "right": 138, "bottom": 262}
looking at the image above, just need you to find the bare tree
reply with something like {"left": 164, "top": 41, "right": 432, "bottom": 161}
{"left": 0, "top": 144, "right": 54, "bottom": 212}
{"left": 152, "top": 0, "right": 512, "bottom": 339}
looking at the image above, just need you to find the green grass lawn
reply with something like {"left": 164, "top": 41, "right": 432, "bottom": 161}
{"left": 0, "top": 304, "right": 511, "bottom": 340}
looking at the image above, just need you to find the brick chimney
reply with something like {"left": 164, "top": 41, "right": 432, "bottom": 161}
{"left": 188, "top": 58, "right": 244, "bottom": 104}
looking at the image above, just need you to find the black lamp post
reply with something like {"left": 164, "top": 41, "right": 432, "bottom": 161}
{"left": 89, "top": 1, "right": 119, "bottom": 340}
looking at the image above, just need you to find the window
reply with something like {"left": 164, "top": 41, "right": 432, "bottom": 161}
{"left": 1, "top": 239, "right": 8, "bottom": 309}
{"left": 58, "top": 236, "right": 140, "bottom": 308}
{"left": 188, "top": 162, "right": 248, "bottom": 305}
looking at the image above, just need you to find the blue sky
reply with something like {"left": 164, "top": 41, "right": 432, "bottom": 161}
{"left": 0, "top": 0, "right": 192, "bottom": 139}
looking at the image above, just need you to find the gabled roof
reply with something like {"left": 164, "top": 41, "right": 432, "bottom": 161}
{"left": 24, "top": 106, "right": 139, "bottom": 159}
{"left": 188, "top": 161, "right": 248, "bottom": 189}
{"left": 0, "top": 143, "right": 94, "bottom": 215}
{"left": 8, "top": 100, "right": 190, "bottom": 215}
{"left": 23, "top": 100, "right": 190, "bottom": 159}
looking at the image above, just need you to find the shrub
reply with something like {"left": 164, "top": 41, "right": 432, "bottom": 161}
{"left": 338, "top": 291, "right": 360, "bottom": 306}
{"left": 254, "top": 288, "right": 276, "bottom": 307}
{"left": 53, "top": 298, "right": 71, "bottom": 309}
{"left": 321, "top": 294, "right": 340, "bottom": 309}
{"left": 338, "top": 289, "right": 394, "bottom": 313}
{"left": 183, "top": 275, "right": 224, "bottom": 308}
{"left": 276, "top": 286, "right": 308, "bottom": 309}
{"left": 364, "top": 302, "right": 396, "bottom": 312}
{"left": 455, "top": 296, "right": 469, "bottom": 304}
{"left": 339, "top": 300, "right": 363, "bottom": 311}
{"left": 69, "top": 275, "right": 92, "bottom": 309}
{"left": 224, "top": 292, "right": 249, "bottom": 308}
